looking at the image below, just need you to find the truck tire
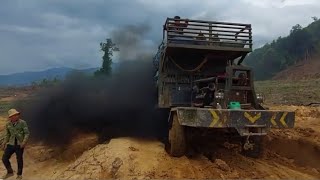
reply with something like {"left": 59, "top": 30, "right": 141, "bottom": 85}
{"left": 241, "top": 136, "right": 263, "bottom": 158}
{"left": 166, "top": 113, "right": 186, "bottom": 157}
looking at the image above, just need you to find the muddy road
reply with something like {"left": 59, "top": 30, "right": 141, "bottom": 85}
{"left": 0, "top": 106, "right": 320, "bottom": 179}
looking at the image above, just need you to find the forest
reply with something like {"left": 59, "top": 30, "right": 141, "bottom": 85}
{"left": 245, "top": 17, "right": 320, "bottom": 80}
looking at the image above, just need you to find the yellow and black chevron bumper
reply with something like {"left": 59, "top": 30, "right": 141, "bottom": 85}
{"left": 171, "top": 107, "right": 295, "bottom": 130}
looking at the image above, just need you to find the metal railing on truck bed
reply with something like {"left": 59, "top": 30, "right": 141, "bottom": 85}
{"left": 163, "top": 18, "right": 252, "bottom": 51}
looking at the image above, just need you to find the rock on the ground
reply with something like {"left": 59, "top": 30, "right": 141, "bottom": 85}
{"left": 214, "top": 159, "right": 231, "bottom": 172}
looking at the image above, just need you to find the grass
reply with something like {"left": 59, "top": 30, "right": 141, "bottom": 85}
{"left": 0, "top": 101, "right": 13, "bottom": 116}
{"left": 255, "top": 78, "right": 320, "bottom": 105}
{"left": 0, "top": 98, "right": 32, "bottom": 116}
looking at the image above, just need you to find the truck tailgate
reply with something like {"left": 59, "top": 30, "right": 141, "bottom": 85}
{"left": 172, "top": 107, "right": 295, "bottom": 129}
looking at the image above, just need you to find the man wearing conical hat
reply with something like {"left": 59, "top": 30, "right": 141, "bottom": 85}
{"left": 1, "top": 109, "right": 29, "bottom": 180}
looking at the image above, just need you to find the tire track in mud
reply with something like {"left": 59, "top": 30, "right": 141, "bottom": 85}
{"left": 50, "top": 132, "right": 320, "bottom": 180}
{"left": 262, "top": 128, "right": 320, "bottom": 177}
{"left": 2, "top": 131, "right": 320, "bottom": 180}
{"left": 198, "top": 131, "right": 320, "bottom": 179}
{"left": 268, "top": 132, "right": 320, "bottom": 168}
{"left": 1, "top": 106, "right": 320, "bottom": 179}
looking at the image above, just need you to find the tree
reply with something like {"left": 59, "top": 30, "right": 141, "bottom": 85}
{"left": 41, "top": 78, "right": 49, "bottom": 86}
{"left": 312, "top": 16, "right": 318, "bottom": 22}
{"left": 290, "top": 24, "right": 302, "bottom": 34}
{"left": 94, "top": 38, "right": 119, "bottom": 76}
{"left": 246, "top": 19, "right": 320, "bottom": 80}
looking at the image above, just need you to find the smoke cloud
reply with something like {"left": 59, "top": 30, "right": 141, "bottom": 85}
{"left": 18, "top": 24, "right": 168, "bottom": 146}
{"left": 111, "top": 23, "right": 156, "bottom": 61}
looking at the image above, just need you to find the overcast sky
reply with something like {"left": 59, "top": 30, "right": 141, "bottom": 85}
{"left": 0, "top": 0, "right": 319, "bottom": 75}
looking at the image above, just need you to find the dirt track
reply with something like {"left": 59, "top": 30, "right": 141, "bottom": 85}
{"left": 0, "top": 106, "right": 320, "bottom": 179}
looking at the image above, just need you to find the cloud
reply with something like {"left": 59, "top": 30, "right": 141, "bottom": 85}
{"left": 282, "top": 0, "right": 318, "bottom": 6}
{"left": 194, "top": 0, "right": 320, "bottom": 47}
{"left": 0, "top": 0, "right": 319, "bottom": 74}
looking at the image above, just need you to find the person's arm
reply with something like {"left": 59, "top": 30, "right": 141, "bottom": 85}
{"left": 3, "top": 123, "right": 10, "bottom": 147}
{"left": 21, "top": 121, "right": 30, "bottom": 147}
{"left": 183, "top": 19, "right": 189, "bottom": 27}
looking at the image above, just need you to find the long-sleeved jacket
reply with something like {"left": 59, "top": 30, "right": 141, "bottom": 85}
{"left": 4, "top": 119, "right": 30, "bottom": 146}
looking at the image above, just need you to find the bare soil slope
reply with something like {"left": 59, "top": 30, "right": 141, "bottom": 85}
{"left": 0, "top": 106, "right": 319, "bottom": 179}
{"left": 273, "top": 57, "right": 320, "bottom": 80}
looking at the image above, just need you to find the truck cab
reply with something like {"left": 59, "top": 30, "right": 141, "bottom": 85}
{"left": 154, "top": 17, "right": 254, "bottom": 108}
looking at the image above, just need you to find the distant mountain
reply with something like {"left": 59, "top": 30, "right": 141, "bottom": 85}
{"left": 0, "top": 67, "right": 99, "bottom": 87}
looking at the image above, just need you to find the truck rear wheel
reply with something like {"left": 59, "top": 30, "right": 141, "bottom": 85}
{"left": 166, "top": 113, "right": 186, "bottom": 157}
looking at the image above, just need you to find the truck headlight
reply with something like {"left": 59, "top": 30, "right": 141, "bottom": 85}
{"left": 215, "top": 92, "right": 224, "bottom": 99}
{"left": 256, "top": 93, "right": 264, "bottom": 103}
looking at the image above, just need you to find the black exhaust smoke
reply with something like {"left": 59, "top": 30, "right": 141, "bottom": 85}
{"left": 20, "top": 61, "right": 168, "bottom": 146}
{"left": 18, "top": 24, "right": 169, "bottom": 146}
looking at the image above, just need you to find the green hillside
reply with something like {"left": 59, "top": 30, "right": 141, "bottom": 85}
{"left": 255, "top": 79, "right": 320, "bottom": 105}
{"left": 246, "top": 18, "right": 320, "bottom": 80}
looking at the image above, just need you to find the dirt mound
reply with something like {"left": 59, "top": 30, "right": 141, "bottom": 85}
{"left": 51, "top": 106, "right": 320, "bottom": 179}
{"left": 273, "top": 57, "right": 320, "bottom": 80}
{"left": 260, "top": 105, "right": 320, "bottom": 177}
{"left": 267, "top": 129, "right": 320, "bottom": 169}
{"left": 27, "top": 133, "right": 99, "bottom": 163}
{"left": 55, "top": 138, "right": 224, "bottom": 179}
{"left": 53, "top": 136, "right": 320, "bottom": 180}
{"left": 1, "top": 105, "right": 320, "bottom": 179}
{"left": 295, "top": 106, "right": 320, "bottom": 119}
{"left": 0, "top": 133, "right": 99, "bottom": 180}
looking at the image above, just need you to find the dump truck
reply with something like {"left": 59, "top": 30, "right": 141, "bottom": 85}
{"left": 153, "top": 17, "right": 295, "bottom": 157}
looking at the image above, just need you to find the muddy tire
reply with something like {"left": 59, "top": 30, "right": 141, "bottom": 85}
{"left": 165, "top": 113, "right": 186, "bottom": 157}
{"left": 241, "top": 136, "right": 263, "bottom": 158}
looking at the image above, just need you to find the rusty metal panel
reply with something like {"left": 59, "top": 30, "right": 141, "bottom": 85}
{"left": 174, "top": 108, "right": 228, "bottom": 127}
{"left": 231, "top": 110, "right": 295, "bottom": 128}
{"left": 173, "top": 107, "right": 295, "bottom": 129}
{"left": 166, "top": 18, "right": 251, "bottom": 27}
{"left": 167, "top": 44, "right": 252, "bottom": 52}
{"left": 163, "top": 17, "right": 253, "bottom": 51}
